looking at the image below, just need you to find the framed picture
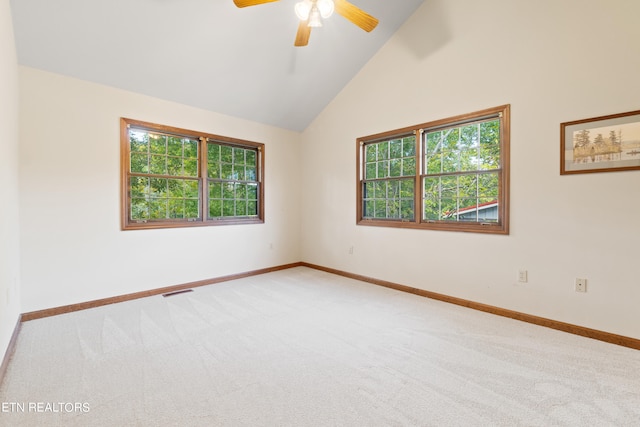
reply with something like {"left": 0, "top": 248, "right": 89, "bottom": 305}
{"left": 560, "top": 109, "right": 640, "bottom": 174}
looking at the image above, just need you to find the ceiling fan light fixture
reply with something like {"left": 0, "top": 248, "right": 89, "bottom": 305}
{"left": 307, "top": 6, "right": 323, "bottom": 27}
{"left": 295, "top": 0, "right": 333, "bottom": 22}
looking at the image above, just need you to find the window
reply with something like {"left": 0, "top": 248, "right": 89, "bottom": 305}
{"left": 357, "top": 105, "right": 509, "bottom": 234}
{"left": 121, "top": 118, "right": 264, "bottom": 230}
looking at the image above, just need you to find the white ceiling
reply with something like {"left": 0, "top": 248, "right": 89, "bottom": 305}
{"left": 10, "top": 0, "right": 425, "bottom": 131}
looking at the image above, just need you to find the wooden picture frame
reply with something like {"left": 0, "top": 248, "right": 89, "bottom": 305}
{"left": 560, "top": 109, "right": 640, "bottom": 175}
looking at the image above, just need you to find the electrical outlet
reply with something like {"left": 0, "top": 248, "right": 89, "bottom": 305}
{"left": 575, "top": 278, "right": 587, "bottom": 293}
{"left": 518, "top": 269, "right": 528, "bottom": 283}
{"left": 348, "top": 246, "right": 354, "bottom": 255}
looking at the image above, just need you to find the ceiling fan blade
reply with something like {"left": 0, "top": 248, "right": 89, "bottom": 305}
{"left": 334, "top": 0, "right": 379, "bottom": 32}
{"left": 233, "top": 0, "right": 279, "bottom": 8}
{"left": 294, "top": 21, "right": 311, "bottom": 46}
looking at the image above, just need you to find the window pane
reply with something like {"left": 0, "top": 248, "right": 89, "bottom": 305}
{"left": 208, "top": 144, "right": 220, "bottom": 162}
{"left": 365, "top": 163, "right": 377, "bottom": 180}
{"left": 389, "top": 139, "right": 402, "bottom": 158}
{"left": 236, "top": 183, "right": 247, "bottom": 199}
{"left": 184, "top": 180, "right": 199, "bottom": 198}
{"left": 183, "top": 158, "right": 198, "bottom": 177}
{"left": 440, "top": 176, "right": 457, "bottom": 198}
{"left": 459, "top": 148, "right": 479, "bottom": 172}
{"left": 150, "top": 155, "right": 167, "bottom": 175}
{"left": 150, "top": 135, "right": 166, "bottom": 154}
{"left": 221, "top": 163, "right": 233, "bottom": 180}
{"left": 149, "top": 198, "right": 168, "bottom": 219}
{"left": 221, "top": 146, "right": 233, "bottom": 162}
{"left": 130, "top": 131, "right": 149, "bottom": 153}
{"left": 442, "top": 150, "right": 458, "bottom": 173}
{"left": 389, "top": 159, "right": 402, "bottom": 177}
{"left": 458, "top": 174, "right": 477, "bottom": 198}
{"left": 378, "top": 141, "right": 389, "bottom": 160}
{"left": 208, "top": 162, "right": 220, "bottom": 179}
{"left": 479, "top": 173, "right": 499, "bottom": 198}
{"left": 183, "top": 140, "right": 198, "bottom": 158}
{"left": 168, "top": 199, "right": 185, "bottom": 219}
{"left": 167, "top": 156, "right": 182, "bottom": 176}
{"left": 131, "top": 199, "right": 149, "bottom": 220}
{"left": 185, "top": 200, "right": 199, "bottom": 218}
{"left": 402, "top": 157, "right": 416, "bottom": 176}
{"left": 130, "top": 153, "right": 149, "bottom": 173}
{"left": 246, "top": 167, "right": 256, "bottom": 181}
{"left": 236, "top": 200, "right": 247, "bottom": 216}
{"left": 234, "top": 165, "right": 245, "bottom": 181}
{"left": 401, "top": 200, "right": 414, "bottom": 220}
{"left": 247, "top": 201, "right": 258, "bottom": 215}
{"left": 246, "top": 150, "right": 256, "bottom": 167}
{"left": 480, "top": 120, "right": 500, "bottom": 145}
{"left": 223, "top": 183, "right": 235, "bottom": 199}
{"left": 247, "top": 184, "right": 258, "bottom": 201}
{"left": 400, "top": 179, "right": 414, "bottom": 198}
{"left": 439, "top": 198, "right": 456, "bottom": 221}
{"left": 425, "top": 131, "right": 441, "bottom": 155}
{"left": 377, "top": 160, "right": 389, "bottom": 178}
{"left": 480, "top": 145, "right": 500, "bottom": 170}
{"left": 403, "top": 136, "right": 416, "bottom": 156}
{"left": 366, "top": 144, "right": 377, "bottom": 162}
{"left": 460, "top": 124, "right": 479, "bottom": 150}
{"left": 458, "top": 198, "right": 478, "bottom": 222}
{"left": 233, "top": 147, "right": 245, "bottom": 165}
{"left": 167, "top": 179, "right": 184, "bottom": 198}
{"left": 222, "top": 200, "right": 234, "bottom": 216}
{"left": 209, "top": 199, "right": 222, "bottom": 217}
{"left": 150, "top": 178, "right": 167, "bottom": 197}
{"left": 444, "top": 128, "right": 459, "bottom": 150}
{"left": 130, "top": 177, "right": 148, "bottom": 198}
{"left": 167, "top": 137, "right": 183, "bottom": 156}
{"left": 209, "top": 182, "right": 222, "bottom": 199}
{"left": 423, "top": 197, "right": 438, "bottom": 221}
{"left": 425, "top": 152, "right": 441, "bottom": 175}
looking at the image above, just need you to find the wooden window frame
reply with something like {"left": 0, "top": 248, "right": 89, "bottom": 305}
{"left": 356, "top": 105, "right": 510, "bottom": 234}
{"left": 121, "top": 118, "right": 264, "bottom": 230}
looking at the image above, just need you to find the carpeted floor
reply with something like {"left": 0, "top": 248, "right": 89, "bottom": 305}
{"left": 1, "top": 267, "right": 639, "bottom": 426}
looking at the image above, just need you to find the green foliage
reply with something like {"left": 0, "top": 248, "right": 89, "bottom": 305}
{"left": 127, "top": 128, "right": 260, "bottom": 223}
{"left": 420, "top": 119, "right": 500, "bottom": 222}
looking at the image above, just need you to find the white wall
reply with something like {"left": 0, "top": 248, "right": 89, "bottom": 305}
{"left": 19, "top": 67, "right": 301, "bottom": 312}
{"left": 300, "top": 0, "right": 640, "bottom": 339}
{"left": 0, "top": 0, "right": 21, "bottom": 356}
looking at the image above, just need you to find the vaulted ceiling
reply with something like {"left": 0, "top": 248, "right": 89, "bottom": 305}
{"left": 10, "top": 0, "right": 425, "bottom": 131}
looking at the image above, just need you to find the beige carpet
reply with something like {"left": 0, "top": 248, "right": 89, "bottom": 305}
{"left": 1, "top": 267, "right": 639, "bottom": 426}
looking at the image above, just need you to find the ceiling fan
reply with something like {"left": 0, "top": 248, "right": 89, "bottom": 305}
{"left": 233, "top": 0, "right": 379, "bottom": 47}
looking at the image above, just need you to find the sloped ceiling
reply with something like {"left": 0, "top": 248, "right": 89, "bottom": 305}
{"left": 10, "top": 0, "right": 425, "bottom": 131}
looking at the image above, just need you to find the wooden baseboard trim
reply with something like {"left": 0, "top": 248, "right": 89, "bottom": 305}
{"left": 21, "top": 262, "right": 303, "bottom": 322}
{"left": 301, "top": 262, "right": 640, "bottom": 351}
{"left": 17, "top": 261, "right": 640, "bottom": 351}
{"left": 0, "top": 315, "right": 22, "bottom": 388}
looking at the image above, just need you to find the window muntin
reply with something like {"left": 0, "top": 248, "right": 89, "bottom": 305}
{"left": 121, "top": 118, "right": 264, "bottom": 230}
{"left": 357, "top": 105, "right": 509, "bottom": 234}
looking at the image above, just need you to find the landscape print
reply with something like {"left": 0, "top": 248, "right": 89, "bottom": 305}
{"left": 561, "top": 111, "right": 640, "bottom": 174}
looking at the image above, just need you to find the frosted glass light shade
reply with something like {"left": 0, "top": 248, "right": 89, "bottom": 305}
{"left": 295, "top": 0, "right": 334, "bottom": 21}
